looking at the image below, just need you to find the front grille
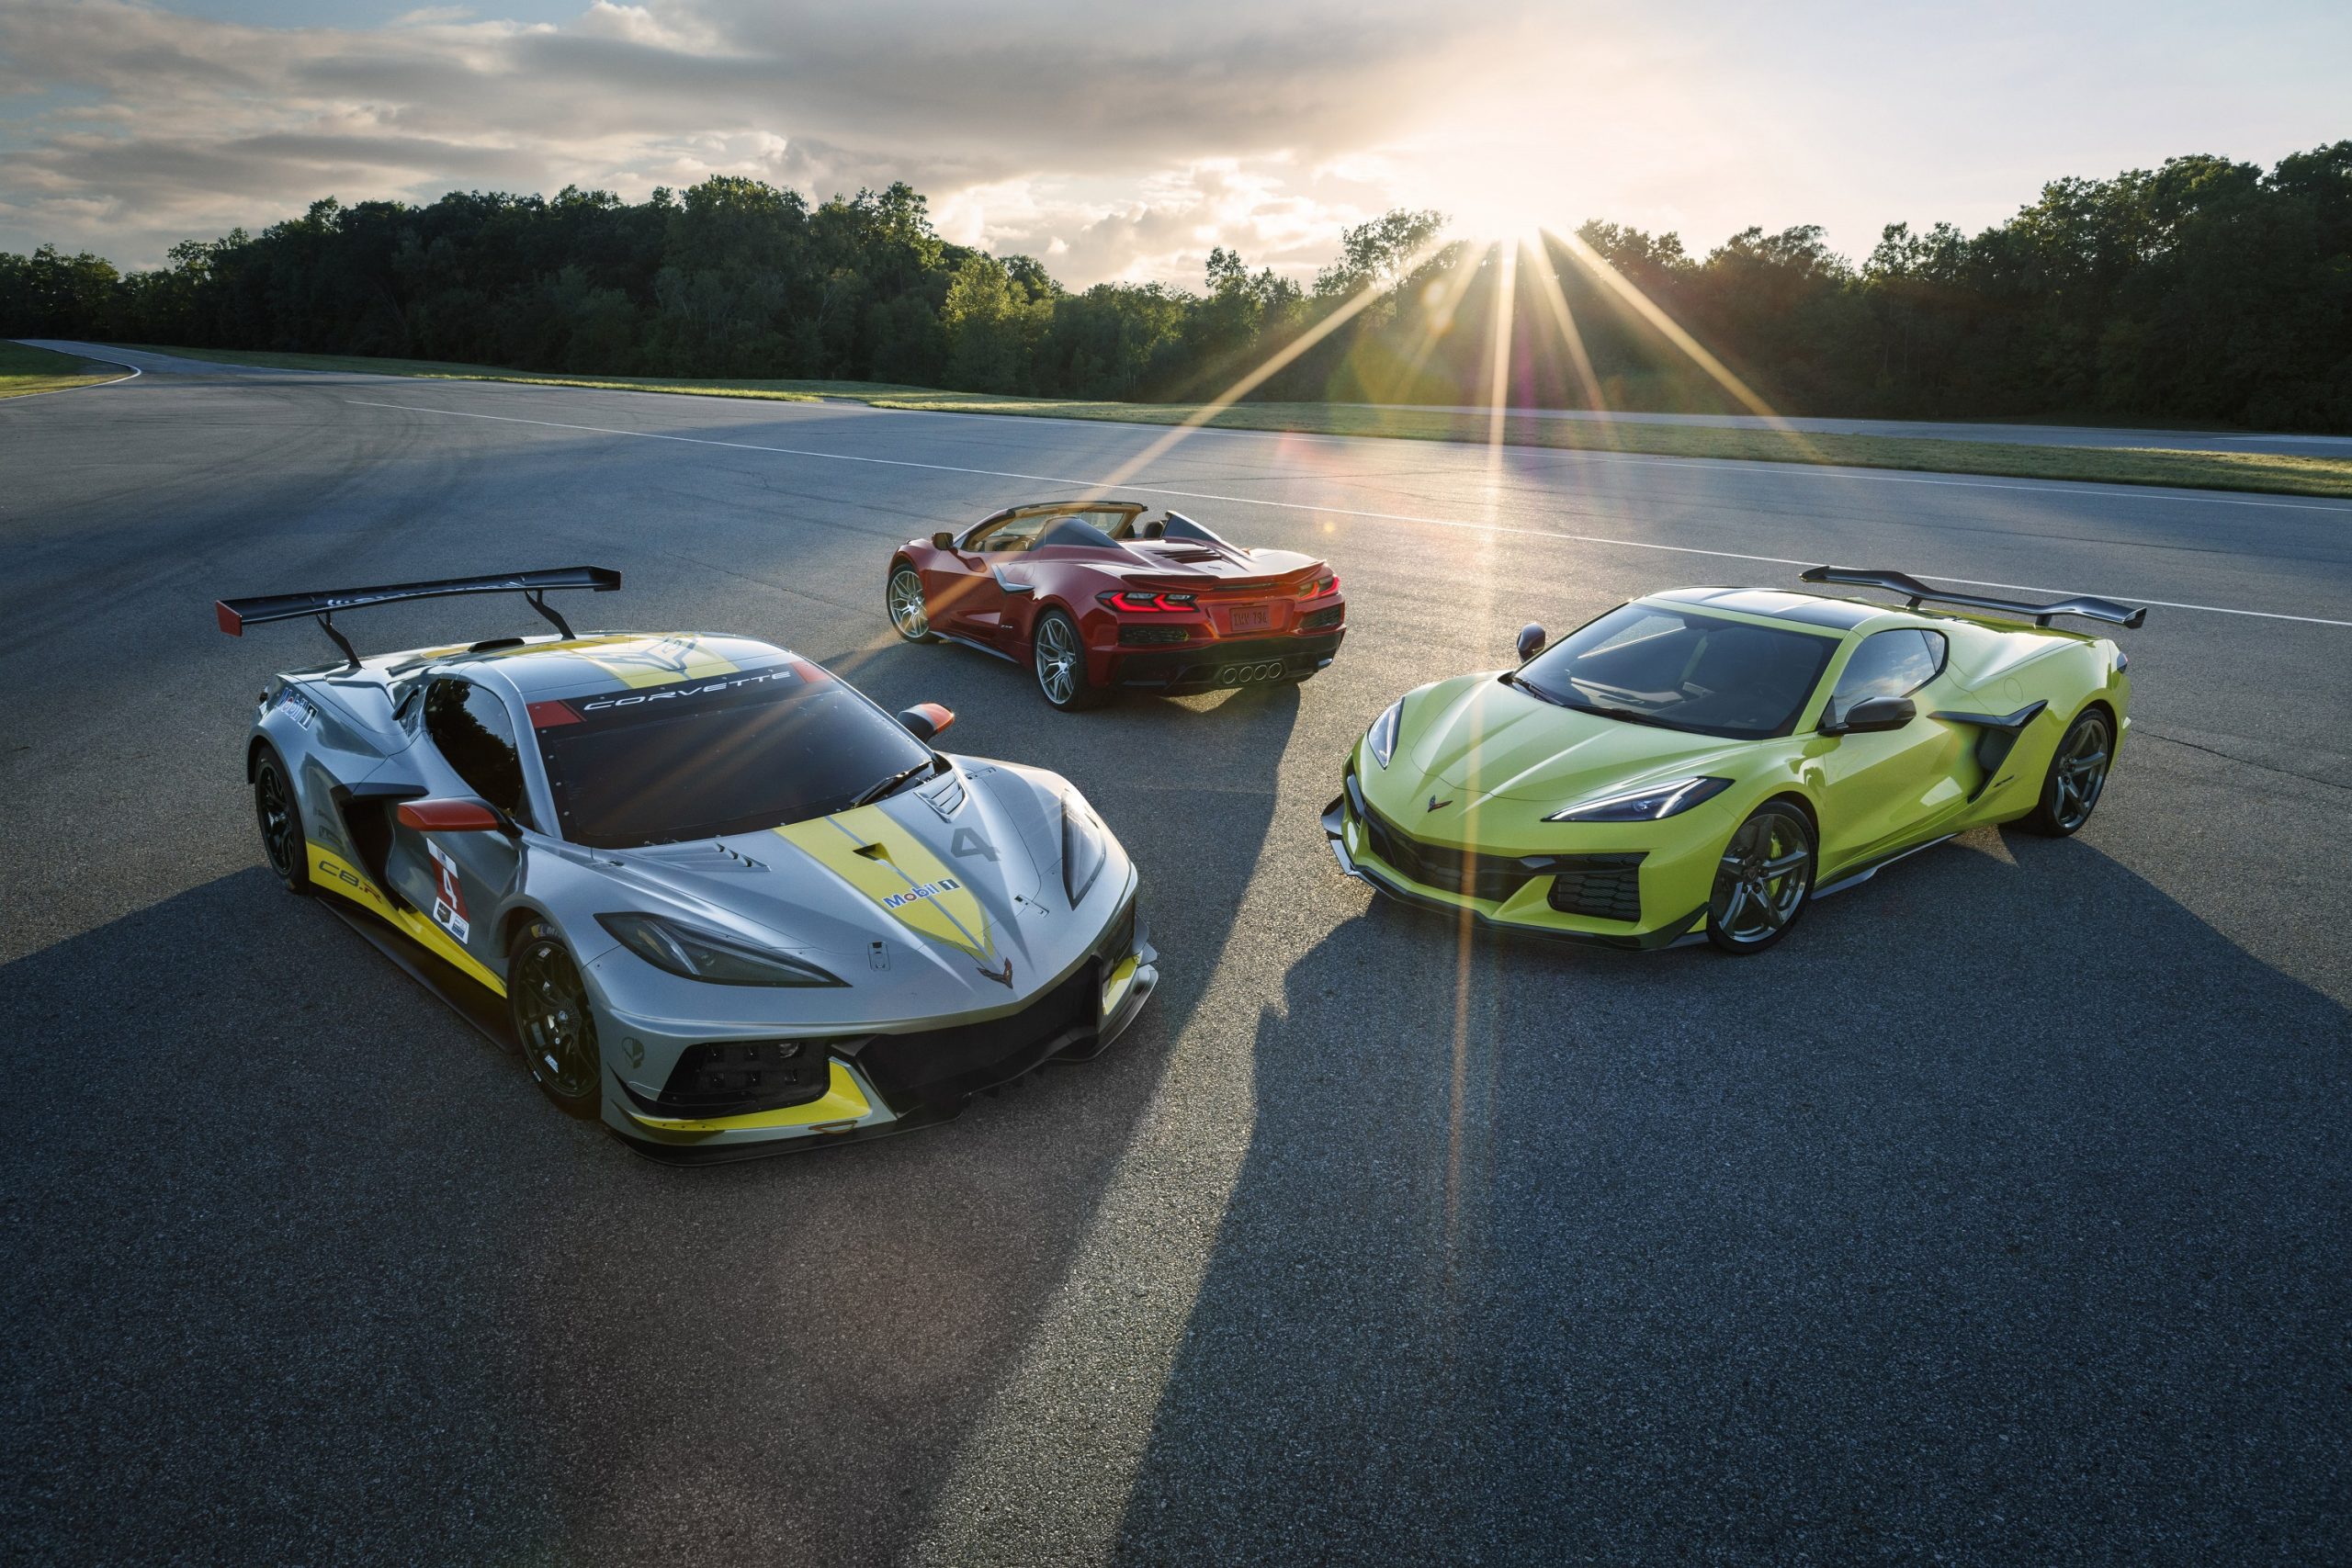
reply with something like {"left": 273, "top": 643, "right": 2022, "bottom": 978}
{"left": 1300, "top": 605, "right": 1344, "bottom": 631}
{"left": 1347, "top": 773, "right": 1646, "bottom": 920}
{"left": 853, "top": 959, "right": 1098, "bottom": 1107}
{"left": 1357, "top": 804, "right": 1530, "bottom": 902}
{"left": 651, "top": 1039, "right": 829, "bottom": 1117}
{"left": 1545, "top": 854, "right": 1645, "bottom": 921}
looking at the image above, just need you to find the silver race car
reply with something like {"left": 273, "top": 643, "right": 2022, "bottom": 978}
{"left": 219, "top": 567, "right": 1157, "bottom": 1162}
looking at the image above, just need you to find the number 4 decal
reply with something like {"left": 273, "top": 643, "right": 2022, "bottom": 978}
{"left": 425, "top": 840, "right": 472, "bottom": 942}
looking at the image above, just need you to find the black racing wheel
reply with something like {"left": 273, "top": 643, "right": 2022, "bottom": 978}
{"left": 887, "top": 560, "right": 937, "bottom": 643}
{"left": 1706, "top": 801, "right": 1815, "bottom": 954}
{"left": 252, "top": 744, "right": 312, "bottom": 897}
{"left": 1031, "top": 608, "right": 1109, "bottom": 711}
{"left": 509, "top": 920, "right": 603, "bottom": 1118}
{"left": 2026, "top": 707, "right": 2112, "bottom": 837}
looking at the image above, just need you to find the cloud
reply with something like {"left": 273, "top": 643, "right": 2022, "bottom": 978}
{"left": 0, "top": 0, "right": 1540, "bottom": 283}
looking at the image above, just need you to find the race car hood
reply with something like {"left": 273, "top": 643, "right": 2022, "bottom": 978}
{"left": 584, "top": 759, "right": 1083, "bottom": 1001}
{"left": 1405, "top": 674, "right": 1753, "bottom": 804}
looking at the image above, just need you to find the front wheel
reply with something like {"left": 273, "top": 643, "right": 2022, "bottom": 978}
{"left": 2026, "top": 707, "right": 2112, "bottom": 836}
{"left": 1706, "top": 803, "right": 1815, "bottom": 954}
{"left": 509, "top": 920, "right": 603, "bottom": 1119}
{"left": 887, "top": 563, "right": 936, "bottom": 642}
{"left": 1032, "top": 609, "right": 1108, "bottom": 711}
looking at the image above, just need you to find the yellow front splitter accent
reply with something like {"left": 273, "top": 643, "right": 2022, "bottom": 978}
{"left": 623, "top": 1060, "right": 876, "bottom": 1135}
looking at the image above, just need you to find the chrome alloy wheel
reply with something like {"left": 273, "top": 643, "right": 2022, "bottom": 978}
{"left": 888, "top": 567, "right": 930, "bottom": 639}
{"left": 1035, "top": 614, "right": 1080, "bottom": 705}
{"left": 2050, "top": 711, "right": 2111, "bottom": 831}
{"left": 1709, "top": 807, "right": 1815, "bottom": 950}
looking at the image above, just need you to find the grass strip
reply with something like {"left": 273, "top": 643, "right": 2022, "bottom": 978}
{"left": 108, "top": 344, "right": 2352, "bottom": 500}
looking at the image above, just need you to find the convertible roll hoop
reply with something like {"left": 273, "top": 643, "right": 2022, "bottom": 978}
{"left": 1800, "top": 566, "right": 2146, "bottom": 629}
{"left": 215, "top": 566, "right": 622, "bottom": 664}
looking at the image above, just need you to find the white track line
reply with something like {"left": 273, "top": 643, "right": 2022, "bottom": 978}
{"left": 2, "top": 343, "right": 141, "bottom": 402}
{"left": 831, "top": 400, "right": 2352, "bottom": 516}
{"left": 343, "top": 397, "right": 2352, "bottom": 629}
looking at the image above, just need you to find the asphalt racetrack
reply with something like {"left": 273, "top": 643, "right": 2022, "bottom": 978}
{"left": 6, "top": 347, "right": 2349, "bottom": 1565}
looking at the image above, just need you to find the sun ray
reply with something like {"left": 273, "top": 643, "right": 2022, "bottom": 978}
{"left": 1545, "top": 225, "right": 1825, "bottom": 456}
{"left": 1523, "top": 237, "right": 1610, "bottom": 432}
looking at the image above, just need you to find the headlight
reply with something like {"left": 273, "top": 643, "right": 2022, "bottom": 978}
{"left": 1545, "top": 776, "right": 1734, "bottom": 823}
{"left": 595, "top": 913, "right": 845, "bottom": 987}
{"left": 1062, "top": 793, "right": 1107, "bottom": 905}
{"left": 1366, "top": 699, "right": 1403, "bottom": 769}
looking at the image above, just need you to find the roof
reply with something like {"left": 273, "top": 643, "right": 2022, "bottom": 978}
{"left": 378, "top": 631, "right": 797, "bottom": 698}
{"left": 1645, "top": 586, "right": 1891, "bottom": 632}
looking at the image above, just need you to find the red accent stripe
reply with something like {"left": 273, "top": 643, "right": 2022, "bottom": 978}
{"left": 214, "top": 602, "right": 244, "bottom": 636}
{"left": 527, "top": 700, "right": 582, "bottom": 728}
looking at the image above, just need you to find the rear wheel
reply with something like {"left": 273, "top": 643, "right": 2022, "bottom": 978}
{"left": 887, "top": 562, "right": 936, "bottom": 642}
{"left": 1032, "top": 609, "right": 1108, "bottom": 711}
{"left": 2027, "top": 707, "right": 2112, "bottom": 836}
{"left": 253, "top": 746, "right": 312, "bottom": 896}
{"left": 509, "top": 920, "right": 603, "bottom": 1118}
{"left": 1706, "top": 803, "right": 1815, "bottom": 954}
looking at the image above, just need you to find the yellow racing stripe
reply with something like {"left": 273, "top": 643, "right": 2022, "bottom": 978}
{"left": 773, "top": 805, "right": 996, "bottom": 962}
{"left": 308, "top": 846, "right": 507, "bottom": 996}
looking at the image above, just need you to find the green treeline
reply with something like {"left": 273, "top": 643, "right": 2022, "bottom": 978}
{"left": 4, "top": 143, "right": 2347, "bottom": 429}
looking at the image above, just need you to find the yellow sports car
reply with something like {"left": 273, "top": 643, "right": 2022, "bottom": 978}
{"left": 1323, "top": 568, "right": 2143, "bottom": 954}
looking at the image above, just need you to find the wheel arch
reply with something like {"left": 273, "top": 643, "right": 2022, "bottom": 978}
{"left": 1758, "top": 786, "right": 1821, "bottom": 845}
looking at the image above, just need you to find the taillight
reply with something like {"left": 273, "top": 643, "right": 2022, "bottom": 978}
{"left": 1301, "top": 573, "right": 1339, "bottom": 598}
{"left": 1099, "top": 590, "right": 1197, "bottom": 613}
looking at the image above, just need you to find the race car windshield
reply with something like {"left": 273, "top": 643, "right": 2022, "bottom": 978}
{"left": 1512, "top": 604, "right": 1838, "bottom": 739}
{"left": 531, "top": 663, "right": 935, "bottom": 848}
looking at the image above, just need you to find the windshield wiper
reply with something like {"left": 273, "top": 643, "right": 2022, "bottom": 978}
{"left": 851, "top": 758, "right": 938, "bottom": 808}
{"left": 1500, "top": 671, "right": 1568, "bottom": 705}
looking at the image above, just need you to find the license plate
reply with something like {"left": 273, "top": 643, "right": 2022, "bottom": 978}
{"left": 1228, "top": 604, "right": 1272, "bottom": 632}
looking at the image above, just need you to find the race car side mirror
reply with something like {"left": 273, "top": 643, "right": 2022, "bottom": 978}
{"left": 1516, "top": 624, "right": 1547, "bottom": 662}
{"left": 898, "top": 703, "right": 956, "bottom": 741}
{"left": 932, "top": 531, "right": 956, "bottom": 550}
{"left": 397, "top": 796, "right": 510, "bottom": 833}
{"left": 1822, "top": 694, "right": 1917, "bottom": 736}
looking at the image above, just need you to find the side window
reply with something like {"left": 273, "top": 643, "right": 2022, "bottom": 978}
{"left": 1830, "top": 629, "right": 1947, "bottom": 711}
{"left": 970, "top": 513, "right": 1047, "bottom": 553}
{"left": 424, "top": 678, "right": 530, "bottom": 823}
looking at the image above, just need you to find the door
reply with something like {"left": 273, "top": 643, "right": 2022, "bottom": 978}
{"left": 1811, "top": 629, "right": 1970, "bottom": 871}
{"left": 384, "top": 675, "right": 529, "bottom": 981}
{"left": 933, "top": 512, "right": 1049, "bottom": 643}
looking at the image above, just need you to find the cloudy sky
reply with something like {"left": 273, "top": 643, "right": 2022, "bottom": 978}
{"left": 3, "top": 0, "right": 2346, "bottom": 288}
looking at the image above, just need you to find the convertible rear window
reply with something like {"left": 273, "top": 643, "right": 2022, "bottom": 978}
{"left": 1513, "top": 604, "right": 1838, "bottom": 739}
{"left": 530, "top": 661, "right": 933, "bottom": 848}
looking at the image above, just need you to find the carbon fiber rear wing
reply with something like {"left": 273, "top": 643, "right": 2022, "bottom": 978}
{"left": 215, "top": 566, "right": 621, "bottom": 664}
{"left": 1800, "top": 567, "right": 2145, "bottom": 628}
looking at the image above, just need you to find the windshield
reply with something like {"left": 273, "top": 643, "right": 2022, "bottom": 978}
{"left": 530, "top": 660, "right": 934, "bottom": 848}
{"left": 1513, "top": 604, "right": 1838, "bottom": 739}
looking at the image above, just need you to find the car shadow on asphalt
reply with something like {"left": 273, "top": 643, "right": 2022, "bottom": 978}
{"left": 0, "top": 683, "right": 1303, "bottom": 1565}
{"left": 1109, "top": 829, "right": 2352, "bottom": 1564}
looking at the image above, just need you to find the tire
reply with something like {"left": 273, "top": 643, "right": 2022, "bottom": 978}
{"left": 252, "top": 744, "right": 312, "bottom": 896}
{"left": 1031, "top": 608, "right": 1109, "bottom": 711}
{"left": 1705, "top": 801, "right": 1815, "bottom": 955}
{"left": 2026, "top": 706, "right": 2113, "bottom": 837}
{"left": 887, "top": 561, "right": 937, "bottom": 643}
{"left": 508, "top": 919, "right": 604, "bottom": 1119}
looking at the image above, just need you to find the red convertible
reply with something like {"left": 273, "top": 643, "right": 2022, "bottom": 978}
{"left": 886, "top": 500, "right": 1348, "bottom": 710}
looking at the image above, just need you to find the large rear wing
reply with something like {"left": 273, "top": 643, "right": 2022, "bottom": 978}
{"left": 1800, "top": 567, "right": 2145, "bottom": 629}
{"left": 216, "top": 566, "right": 622, "bottom": 664}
